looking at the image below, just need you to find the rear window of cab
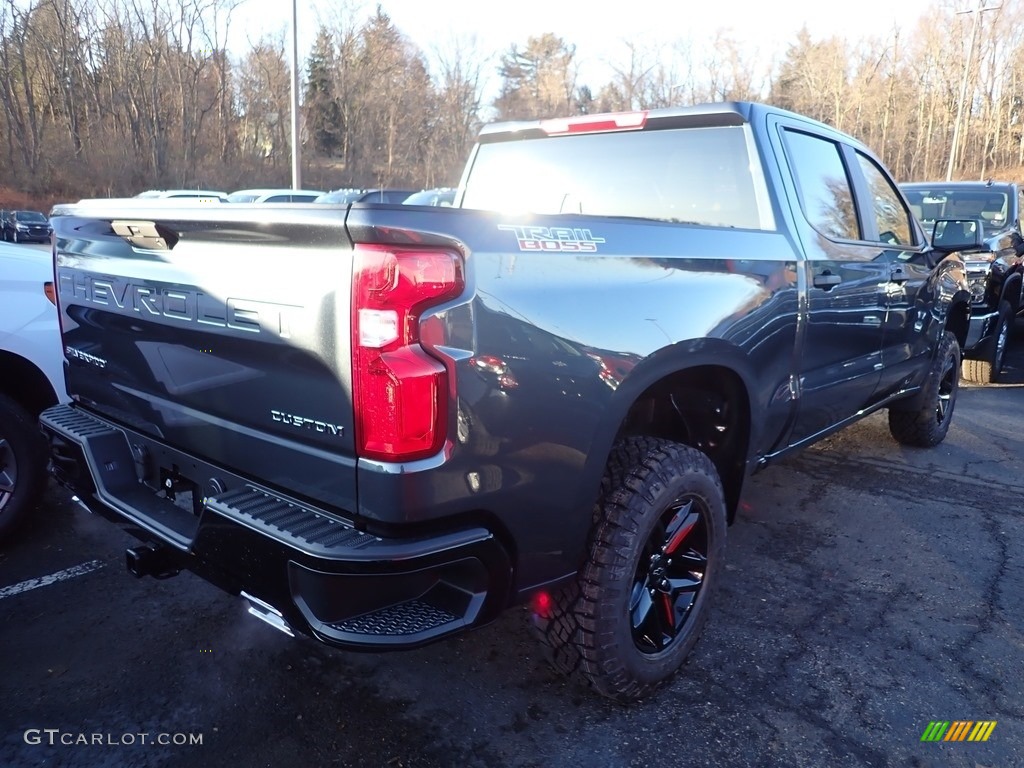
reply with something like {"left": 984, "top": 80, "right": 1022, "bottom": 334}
{"left": 460, "top": 125, "right": 775, "bottom": 231}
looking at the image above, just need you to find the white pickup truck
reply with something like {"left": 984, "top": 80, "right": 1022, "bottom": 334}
{"left": 0, "top": 243, "right": 67, "bottom": 539}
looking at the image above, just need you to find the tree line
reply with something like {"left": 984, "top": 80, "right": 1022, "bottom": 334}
{"left": 0, "top": 0, "right": 1021, "bottom": 209}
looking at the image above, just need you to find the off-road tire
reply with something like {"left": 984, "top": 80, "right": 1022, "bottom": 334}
{"left": 0, "top": 392, "right": 48, "bottom": 541}
{"left": 962, "top": 301, "right": 1011, "bottom": 384}
{"left": 888, "top": 330, "right": 960, "bottom": 447}
{"left": 532, "top": 436, "right": 727, "bottom": 703}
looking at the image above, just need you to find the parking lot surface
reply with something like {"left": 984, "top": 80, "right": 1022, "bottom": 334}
{"left": 2, "top": 341, "right": 1023, "bottom": 768}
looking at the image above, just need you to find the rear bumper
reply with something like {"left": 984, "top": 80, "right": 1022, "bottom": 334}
{"left": 40, "top": 403, "right": 513, "bottom": 649}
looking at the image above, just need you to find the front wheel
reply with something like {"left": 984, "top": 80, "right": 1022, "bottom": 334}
{"left": 0, "top": 392, "right": 48, "bottom": 541}
{"left": 532, "top": 437, "right": 727, "bottom": 702}
{"left": 888, "top": 330, "right": 960, "bottom": 447}
{"left": 962, "top": 301, "right": 1011, "bottom": 384}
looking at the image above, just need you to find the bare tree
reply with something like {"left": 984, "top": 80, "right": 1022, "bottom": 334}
{"left": 426, "top": 34, "right": 486, "bottom": 185}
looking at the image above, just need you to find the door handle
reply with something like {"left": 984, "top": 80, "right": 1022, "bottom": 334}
{"left": 813, "top": 271, "right": 842, "bottom": 289}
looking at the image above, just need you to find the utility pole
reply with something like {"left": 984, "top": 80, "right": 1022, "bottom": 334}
{"left": 290, "top": 0, "right": 302, "bottom": 189}
{"left": 945, "top": 0, "right": 999, "bottom": 181}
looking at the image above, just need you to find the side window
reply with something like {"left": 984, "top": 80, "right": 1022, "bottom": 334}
{"left": 265, "top": 195, "right": 289, "bottom": 202}
{"left": 1018, "top": 190, "right": 1024, "bottom": 228}
{"left": 783, "top": 129, "right": 860, "bottom": 241}
{"left": 855, "top": 153, "right": 913, "bottom": 246}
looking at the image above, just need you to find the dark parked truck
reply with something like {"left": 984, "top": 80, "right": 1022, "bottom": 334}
{"left": 42, "top": 102, "right": 973, "bottom": 702}
{"left": 900, "top": 181, "right": 1024, "bottom": 383}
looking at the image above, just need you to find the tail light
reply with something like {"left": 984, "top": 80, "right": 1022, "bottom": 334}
{"left": 351, "top": 244, "right": 464, "bottom": 461}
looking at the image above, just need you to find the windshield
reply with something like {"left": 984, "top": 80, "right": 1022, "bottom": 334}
{"left": 16, "top": 211, "right": 47, "bottom": 222}
{"left": 227, "top": 192, "right": 260, "bottom": 203}
{"left": 902, "top": 187, "right": 1009, "bottom": 229}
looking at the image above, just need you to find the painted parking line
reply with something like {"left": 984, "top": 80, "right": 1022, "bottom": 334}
{"left": 0, "top": 560, "right": 105, "bottom": 600}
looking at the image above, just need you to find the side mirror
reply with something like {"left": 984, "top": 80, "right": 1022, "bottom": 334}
{"left": 1011, "top": 230, "right": 1024, "bottom": 257}
{"left": 931, "top": 218, "right": 985, "bottom": 252}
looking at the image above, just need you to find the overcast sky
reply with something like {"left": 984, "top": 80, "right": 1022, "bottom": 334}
{"left": 235, "top": 0, "right": 942, "bottom": 96}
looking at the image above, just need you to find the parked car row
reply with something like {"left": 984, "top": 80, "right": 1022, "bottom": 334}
{"left": 0, "top": 186, "right": 457, "bottom": 255}
{"left": 134, "top": 189, "right": 229, "bottom": 202}
{"left": 132, "top": 187, "right": 458, "bottom": 205}
{"left": 900, "top": 180, "right": 1024, "bottom": 383}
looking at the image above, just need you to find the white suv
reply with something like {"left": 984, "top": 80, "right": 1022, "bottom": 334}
{"left": 0, "top": 243, "right": 67, "bottom": 540}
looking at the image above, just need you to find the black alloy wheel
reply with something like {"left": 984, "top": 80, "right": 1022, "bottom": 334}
{"left": 889, "top": 330, "right": 960, "bottom": 447}
{"left": 934, "top": 342, "right": 957, "bottom": 425}
{"left": 630, "top": 496, "right": 709, "bottom": 654}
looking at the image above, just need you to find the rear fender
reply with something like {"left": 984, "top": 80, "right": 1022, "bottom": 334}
{"left": 565, "top": 339, "right": 758, "bottom": 561}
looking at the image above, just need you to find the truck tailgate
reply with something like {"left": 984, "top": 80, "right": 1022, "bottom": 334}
{"left": 50, "top": 203, "right": 357, "bottom": 512}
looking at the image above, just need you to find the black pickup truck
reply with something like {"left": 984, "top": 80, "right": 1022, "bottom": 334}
{"left": 42, "top": 102, "right": 973, "bottom": 702}
{"left": 901, "top": 181, "right": 1024, "bottom": 383}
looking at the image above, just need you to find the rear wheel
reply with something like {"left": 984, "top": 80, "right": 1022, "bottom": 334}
{"left": 0, "top": 392, "right": 48, "bottom": 541}
{"left": 532, "top": 437, "right": 727, "bottom": 702}
{"left": 962, "top": 301, "right": 1011, "bottom": 384}
{"left": 888, "top": 330, "right": 960, "bottom": 447}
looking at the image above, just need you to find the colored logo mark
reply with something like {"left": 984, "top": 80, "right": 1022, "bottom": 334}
{"left": 920, "top": 721, "right": 997, "bottom": 742}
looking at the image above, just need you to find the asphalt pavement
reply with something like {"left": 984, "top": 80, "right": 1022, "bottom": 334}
{"left": 1, "top": 338, "right": 1022, "bottom": 768}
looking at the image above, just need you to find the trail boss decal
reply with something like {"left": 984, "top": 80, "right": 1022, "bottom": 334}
{"left": 498, "top": 225, "right": 606, "bottom": 252}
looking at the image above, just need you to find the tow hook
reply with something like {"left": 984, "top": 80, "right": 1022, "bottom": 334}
{"left": 125, "top": 543, "right": 181, "bottom": 580}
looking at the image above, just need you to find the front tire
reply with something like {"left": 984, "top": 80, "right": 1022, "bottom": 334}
{"left": 532, "top": 437, "right": 727, "bottom": 702}
{"left": 962, "top": 301, "right": 1011, "bottom": 384}
{"left": 888, "top": 330, "right": 960, "bottom": 447}
{"left": 0, "top": 392, "right": 48, "bottom": 541}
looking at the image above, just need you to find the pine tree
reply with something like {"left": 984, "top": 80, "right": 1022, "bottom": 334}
{"left": 305, "top": 26, "right": 341, "bottom": 157}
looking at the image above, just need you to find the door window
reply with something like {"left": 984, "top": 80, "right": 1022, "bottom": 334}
{"left": 783, "top": 129, "right": 861, "bottom": 241}
{"left": 855, "top": 153, "right": 914, "bottom": 245}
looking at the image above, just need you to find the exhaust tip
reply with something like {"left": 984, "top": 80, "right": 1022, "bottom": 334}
{"left": 241, "top": 591, "right": 295, "bottom": 637}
